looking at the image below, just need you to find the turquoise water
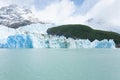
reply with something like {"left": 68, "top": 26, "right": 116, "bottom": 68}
{"left": 0, "top": 49, "right": 120, "bottom": 80}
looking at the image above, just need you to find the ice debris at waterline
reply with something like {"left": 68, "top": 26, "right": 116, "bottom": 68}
{"left": 0, "top": 34, "right": 116, "bottom": 48}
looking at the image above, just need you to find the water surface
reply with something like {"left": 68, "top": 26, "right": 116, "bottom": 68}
{"left": 0, "top": 49, "right": 120, "bottom": 80}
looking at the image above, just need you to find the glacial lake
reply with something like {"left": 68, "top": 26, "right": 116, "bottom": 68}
{"left": 0, "top": 49, "right": 120, "bottom": 80}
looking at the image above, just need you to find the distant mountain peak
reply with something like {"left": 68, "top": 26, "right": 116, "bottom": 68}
{"left": 0, "top": 4, "right": 46, "bottom": 29}
{"left": 0, "top": 4, "right": 32, "bottom": 15}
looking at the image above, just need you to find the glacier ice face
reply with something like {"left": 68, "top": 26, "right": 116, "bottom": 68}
{"left": 94, "top": 39, "right": 116, "bottom": 48}
{"left": 0, "top": 24, "right": 116, "bottom": 48}
{"left": 0, "top": 34, "right": 33, "bottom": 48}
{"left": 0, "top": 33, "right": 116, "bottom": 48}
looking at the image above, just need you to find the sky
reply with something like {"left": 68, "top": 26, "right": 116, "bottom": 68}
{"left": 31, "top": 0, "right": 99, "bottom": 24}
{"left": 0, "top": 0, "right": 120, "bottom": 26}
{"left": 0, "top": 0, "right": 98, "bottom": 24}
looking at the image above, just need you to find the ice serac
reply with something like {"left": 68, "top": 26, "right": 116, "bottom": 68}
{"left": 0, "top": 33, "right": 116, "bottom": 48}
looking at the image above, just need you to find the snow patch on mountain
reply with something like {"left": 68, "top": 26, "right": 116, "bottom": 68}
{"left": 0, "top": 5, "right": 43, "bottom": 28}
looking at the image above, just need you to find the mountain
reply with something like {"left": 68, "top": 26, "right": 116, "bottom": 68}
{"left": 0, "top": 5, "right": 57, "bottom": 40}
{"left": 0, "top": 5, "right": 45, "bottom": 29}
{"left": 47, "top": 24, "right": 120, "bottom": 47}
{"left": 0, "top": 5, "right": 118, "bottom": 48}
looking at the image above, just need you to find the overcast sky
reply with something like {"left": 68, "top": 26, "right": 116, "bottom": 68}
{"left": 0, "top": 0, "right": 120, "bottom": 26}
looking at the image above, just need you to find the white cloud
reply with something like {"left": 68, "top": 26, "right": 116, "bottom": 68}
{"left": 0, "top": 0, "right": 34, "bottom": 8}
{"left": 27, "top": 0, "right": 120, "bottom": 26}
{"left": 13, "top": 0, "right": 34, "bottom": 8}
{"left": 0, "top": 0, "right": 11, "bottom": 8}
{"left": 0, "top": 0, "right": 120, "bottom": 27}
{"left": 87, "top": 0, "right": 120, "bottom": 26}
{"left": 86, "top": 0, "right": 115, "bottom": 18}
{"left": 0, "top": 0, "right": 98, "bottom": 25}
{"left": 32, "top": 0, "right": 79, "bottom": 24}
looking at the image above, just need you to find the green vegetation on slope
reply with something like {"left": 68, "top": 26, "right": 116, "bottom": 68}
{"left": 47, "top": 24, "right": 120, "bottom": 45}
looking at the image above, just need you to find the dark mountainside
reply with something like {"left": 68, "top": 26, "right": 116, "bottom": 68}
{"left": 47, "top": 24, "right": 120, "bottom": 47}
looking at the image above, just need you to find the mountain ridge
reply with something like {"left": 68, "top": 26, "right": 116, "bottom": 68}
{"left": 47, "top": 24, "right": 120, "bottom": 47}
{"left": 0, "top": 4, "right": 50, "bottom": 28}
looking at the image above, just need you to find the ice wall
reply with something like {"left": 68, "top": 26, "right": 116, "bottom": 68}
{"left": 0, "top": 34, "right": 116, "bottom": 48}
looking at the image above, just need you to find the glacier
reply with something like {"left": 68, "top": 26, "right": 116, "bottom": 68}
{"left": 0, "top": 4, "right": 118, "bottom": 48}
{"left": 0, "top": 34, "right": 116, "bottom": 48}
{"left": 0, "top": 24, "right": 116, "bottom": 48}
{"left": 0, "top": 34, "right": 33, "bottom": 48}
